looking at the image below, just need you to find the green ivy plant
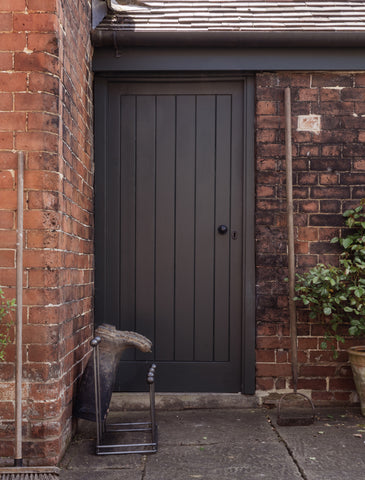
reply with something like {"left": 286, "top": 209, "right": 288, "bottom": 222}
{"left": 0, "top": 288, "right": 15, "bottom": 361}
{"left": 294, "top": 200, "right": 365, "bottom": 357}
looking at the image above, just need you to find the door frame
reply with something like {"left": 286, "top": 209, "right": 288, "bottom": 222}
{"left": 94, "top": 72, "right": 256, "bottom": 394}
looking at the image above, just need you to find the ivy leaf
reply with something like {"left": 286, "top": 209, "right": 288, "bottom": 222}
{"left": 343, "top": 209, "right": 354, "bottom": 217}
{"left": 349, "top": 326, "right": 358, "bottom": 336}
{"left": 342, "top": 237, "right": 353, "bottom": 249}
{"left": 355, "top": 288, "right": 364, "bottom": 298}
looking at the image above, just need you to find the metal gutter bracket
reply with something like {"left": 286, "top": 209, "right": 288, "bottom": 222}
{"left": 92, "top": 0, "right": 108, "bottom": 29}
{"left": 107, "top": 0, "right": 149, "bottom": 12}
{"left": 113, "top": 31, "right": 121, "bottom": 57}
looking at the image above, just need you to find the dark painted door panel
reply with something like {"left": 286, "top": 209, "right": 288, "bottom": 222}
{"left": 96, "top": 80, "right": 244, "bottom": 392}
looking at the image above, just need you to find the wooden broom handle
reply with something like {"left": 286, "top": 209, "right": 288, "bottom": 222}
{"left": 285, "top": 88, "right": 298, "bottom": 392}
{"left": 15, "top": 151, "right": 24, "bottom": 465}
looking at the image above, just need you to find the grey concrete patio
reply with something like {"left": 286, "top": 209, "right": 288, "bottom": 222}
{"left": 60, "top": 405, "right": 365, "bottom": 480}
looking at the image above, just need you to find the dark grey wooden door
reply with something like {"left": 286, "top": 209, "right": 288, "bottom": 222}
{"left": 95, "top": 79, "right": 245, "bottom": 392}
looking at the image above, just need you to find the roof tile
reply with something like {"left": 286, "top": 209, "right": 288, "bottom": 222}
{"left": 100, "top": 1, "right": 365, "bottom": 31}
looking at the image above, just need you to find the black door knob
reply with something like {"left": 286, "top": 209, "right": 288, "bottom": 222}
{"left": 217, "top": 225, "right": 228, "bottom": 235}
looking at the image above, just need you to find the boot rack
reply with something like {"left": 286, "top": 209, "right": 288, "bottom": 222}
{"left": 91, "top": 337, "right": 158, "bottom": 455}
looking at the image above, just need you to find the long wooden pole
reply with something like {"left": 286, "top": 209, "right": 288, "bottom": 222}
{"left": 284, "top": 88, "right": 298, "bottom": 392}
{"left": 15, "top": 151, "right": 24, "bottom": 466}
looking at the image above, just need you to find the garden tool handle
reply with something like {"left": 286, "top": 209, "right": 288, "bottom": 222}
{"left": 285, "top": 87, "right": 298, "bottom": 392}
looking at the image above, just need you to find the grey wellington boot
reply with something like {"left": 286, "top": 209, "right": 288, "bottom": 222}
{"left": 74, "top": 324, "right": 152, "bottom": 422}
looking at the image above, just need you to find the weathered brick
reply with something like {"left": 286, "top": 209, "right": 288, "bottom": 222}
{"left": 298, "top": 88, "right": 319, "bottom": 102}
{"left": 0, "top": 112, "right": 26, "bottom": 131}
{"left": 14, "top": 52, "right": 59, "bottom": 75}
{"left": 256, "top": 377, "right": 274, "bottom": 390}
{"left": 343, "top": 144, "right": 365, "bottom": 157}
{"left": 0, "top": 52, "right": 12, "bottom": 70}
{"left": 298, "top": 200, "right": 319, "bottom": 213}
{"left": 0, "top": 249, "right": 15, "bottom": 267}
{"left": 27, "top": 191, "right": 59, "bottom": 210}
{"left": 319, "top": 173, "right": 339, "bottom": 185}
{"left": 295, "top": 241, "right": 309, "bottom": 254}
{"left": 256, "top": 100, "right": 277, "bottom": 115}
{"left": 320, "top": 101, "right": 354, "bottom": 115}
{"left": 27, "top": 0, "right": 57, "bottom": 10}
{"left": 0, "top": 211, "right": 14, "bottom": 229}
{"left": 329, "top": 378, "right": 356, "bottom": 391}
{"left": 311, "top": 187, "right": 350, "bottom": 199}
{"left": 256, "top": 350, "right": 276, "bottom": 363}
{"left": 0, "top": 132, "right": 13, "bottom": 149}
{"left": 297, "top": 227, "right": 318, "bottom": 241}
{"left": 0, "top": 92, "right": 12, "bottom": 110}
{"left": 24, "top": 170, "right": 61, "bottom": 190}
{"left": 256, "top": 336, "right": 291, "bottom": 350}
{"left": 318, "top": 226, "right": 339, "bottom": 240}
{"left": 28, "top": 72, "right": 59, "bottom": 94}
{"left": 0, "top": 190, "right": 16, "bottom": 209}
{"left": 297, "top": 378, "right": 327, "bottom": 390}
{"left": 299, "top": 365, "right": 336, "bottom": 377}
{"left": 320, "top": 88, "right": 341, "bottom": 102}
{"left": 256, "top": 363, "right": 292, "bottom": 377}
{"left": 311, "top": 73, "right": 353, "bottom": 88}
{"left": 297, "top": 255, "right": 318, "bottom": 268}
{"left": 352, "top": 187, "right": 365, "bottom": 199}
{"left": 14, "top": 92, "right": 59, "bottom": 113}
{"left": 27, "top": 32, "right": 58, "bottom": 54}
{"left": 0, "top": 32, "right": 26, "bottom": 50}
{"left": 13, "top": 12, "right": 58, "bottom": 32}
{"left": 276, "top": 350, "right": 288, "bottom": 363}
{"left": 256, "top": 129, "right": 276, "bottom": 143}
{"left": 23, "top": 250, "right": 63, "bottom": 269}
{"left": 0, "top": 170, "right": 14, "bottom": 188}
{"left": 0, "top": 12, "right": 12, "bottom": 31}
{"left": 309, "top": 214, "right": 345, "bottom": 227}
{"left": 28, "top": 112, "right": 59, "bottom": 133}
{"left": 341, "top": 88, "right": 365, "bottom": 102}
{"left": 28, "top": 344, "right": 59, "bottom": 362}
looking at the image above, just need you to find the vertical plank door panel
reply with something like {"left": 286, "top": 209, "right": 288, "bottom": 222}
{"left": 105, "top": 89, "right": 121, "bottom": 325}
{"left": 194, "top": 95, "right": 216, "bottom": 362}
{"left": 175, "top": 95, "right": 196, "bottom": 361}
{"left": 214, "top": 95, "right": 232, "bottom": 362}
{"left": 120, "top": 95, "right": 137, "bottom": 333}
{"left": 135, "top": 95, "right": 156, "bottom": 356}
{"left": 155, "top": 96, "right": 176, "bottom": 361}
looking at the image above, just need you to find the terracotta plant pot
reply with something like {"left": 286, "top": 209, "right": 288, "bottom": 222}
{"left": 348, "top": 346, "right": 365, "bottom": 416}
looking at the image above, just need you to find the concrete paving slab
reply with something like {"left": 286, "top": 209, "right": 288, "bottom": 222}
{"left": 60, "top": 436, "right": 144, "bottom": 470}
{"left": 144, "top": 443, "right": 302, "bottom": 480}
{"left": 154, "top": 409, "right": 271, "bottom": 445}
{"left": 269, "top": 407, "right": 365, "bottom": 480}
{"left": 144, "top": 409, "right": 302, "bottom": 480}
{"left": 59, "top": 417, "right": 145, "bottom": 479}
{"left": 59, "top": 469, "right": 142, "bottom": 480}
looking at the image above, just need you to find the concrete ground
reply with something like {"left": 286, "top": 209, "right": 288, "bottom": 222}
{"left": 60, "top": 405, "right": 365, "bottom": 480}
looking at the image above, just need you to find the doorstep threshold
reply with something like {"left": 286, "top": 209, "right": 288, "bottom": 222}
{"left": 110, "top": 392, "right": 258, "bottom": 411}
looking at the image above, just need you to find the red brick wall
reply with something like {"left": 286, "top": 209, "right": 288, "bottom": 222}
{"left": 256, "top": 72, "right": 365, "bottom": 406}
{"left": 0, "top": 0, "right": 93, "bottom": 465}
{"left": 1, "top": 5, "right": 365, "bottom": 461}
